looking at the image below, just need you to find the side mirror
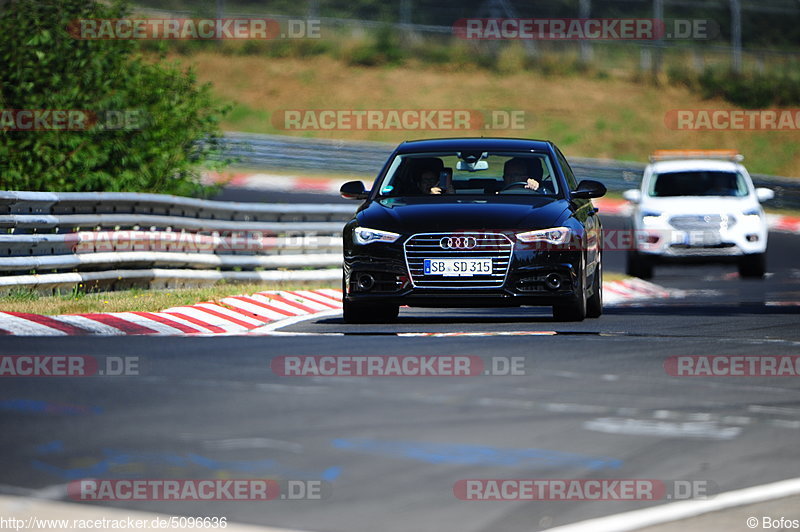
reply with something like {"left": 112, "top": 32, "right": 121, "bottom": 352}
{"left": 340, "top": 181, "right": 369, "bottom": 200}
{"left": 571, "top": 179, "right": 607, "bottom": 199}
{"left": 755, "top": 187, "right": 775, "bottom": 202}
{"left": 623, "top": 189, "right": 642, "bottom": 203}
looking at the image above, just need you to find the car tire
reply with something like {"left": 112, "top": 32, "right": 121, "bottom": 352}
{"left": 553, "top": 257, "right": 587, "bottom": 322}
{"left": 586, "top": 255, "right": 603, "bottom": 319}
{"left": 343, "top": 300, "right": 399, "bottom": 324}
{"left": 342, "top": 275, "right": 400, "bottom": 324}
{"left": 626, "top": 250, "right": 653, "bottom": 280}
{"left": 738, "top": 253, "right": 766, "bottom": 279}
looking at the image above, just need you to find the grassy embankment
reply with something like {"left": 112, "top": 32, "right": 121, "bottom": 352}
{"left": 183, "top": 53, "right": 800, "bottom": 177}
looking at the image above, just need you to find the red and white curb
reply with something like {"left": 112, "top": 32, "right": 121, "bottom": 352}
{"left": 0, "top": 289, "right": 342, "bottom": 337}
{"left": 206, "top": 173, "right": 800, "bottom": 235}
{"left": 603, "top": 278, "right": 684, "bottom": 306}
{"left": 0, "top": 280, "right": 678, "bottom": 336}
{"left": 204, "top": 171, "right": 348, "bottom": 195}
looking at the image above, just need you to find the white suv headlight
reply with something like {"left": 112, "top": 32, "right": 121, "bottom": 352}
{"left": 516, "top": 227, "right": 572, "bottom": 244}
{"left": 353, "top": 227, "right": 401, "bottom": 244}
{"left": 742, "top": 208, "right": 762, "bottom": 222}
{"left": 641, "top": 211, "right": 664, "bottom": 224}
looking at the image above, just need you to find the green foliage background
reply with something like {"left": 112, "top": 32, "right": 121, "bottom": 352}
{"left": 0, "top": 0, "right": 228, "bottom": 194}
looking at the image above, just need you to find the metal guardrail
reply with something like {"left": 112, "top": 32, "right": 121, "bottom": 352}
{"left": 0, "top": 191, "right": 352, "bottom": 293}
{"left": 4, "top": 134, "right": 799, "bottom": 292}
{"left": 220, "top": 133, "right": 800, "bottom": 210}
{"left": 0, "top": 268, "right": 342, "bottom": 293}
{"left": 222, "top": 132, "right": 391, "bottom": 175}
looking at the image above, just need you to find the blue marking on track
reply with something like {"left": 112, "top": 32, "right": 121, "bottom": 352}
{"left": 34, "top": 440, "right": 65, "bottom": 455}
{"left": 331, "top": 438, "right": 622, "bottom": 470}
{"left": 0, "top": 399, "right": 102, "bottom": 415}
{"left": 31, "top": 447, "right": 342, "bottom": 482}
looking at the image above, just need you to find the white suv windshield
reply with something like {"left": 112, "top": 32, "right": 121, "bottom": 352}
{"left": 376, "top": 152, "right": 560, "bottom": 197}
{"left": 649, "top": 170, "right": 749, "bottom": 197}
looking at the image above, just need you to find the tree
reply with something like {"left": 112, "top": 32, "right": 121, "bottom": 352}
{"left": 0, "top": 0, "right": 228, "bottom": 194}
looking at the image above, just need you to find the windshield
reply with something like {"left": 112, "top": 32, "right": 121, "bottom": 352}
{"left": 649, "top": 170, "right": 749, "bottom": 197}
{"left": 376, "top": 152, "right": 561, "bottom": 197}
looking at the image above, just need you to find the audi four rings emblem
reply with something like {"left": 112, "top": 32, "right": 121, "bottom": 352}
{"left": 440, "top": 236, "right": 478, "bottom": 249}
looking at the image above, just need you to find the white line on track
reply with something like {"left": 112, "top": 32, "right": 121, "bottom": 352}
{"left": 249, "top": 309, "right": 342, "bottom": 333}
{"left": 543, "top": 477, "right": 800, "bottom": 532}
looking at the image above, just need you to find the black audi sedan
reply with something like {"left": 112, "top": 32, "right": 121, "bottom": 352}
{"left": 339, "top": 138, "right": 607, "bottom": 323}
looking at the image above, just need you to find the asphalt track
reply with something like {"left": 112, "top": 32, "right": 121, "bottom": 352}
{"left": 1, "top": 197, "right": 799, "bottom": 531}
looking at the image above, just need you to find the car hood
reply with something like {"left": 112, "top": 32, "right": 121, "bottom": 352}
{"left": 356, "top": 197, "right": 571, "bottom": 233}
{"left": 639, "top": 195, "right": 760, "bottom": 215}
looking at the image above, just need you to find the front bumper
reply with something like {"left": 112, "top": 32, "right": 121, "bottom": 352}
{"left": 343, "top": 243, "right": 584, "bottom": 307}
{"left": 633, "top": 216, "right": 768, "bottom": 260}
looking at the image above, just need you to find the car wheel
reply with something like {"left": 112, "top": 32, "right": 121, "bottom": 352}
{"left": 343, "top": 300, "right": 399, "bottom": 324}
{"left": 738, "top": 253, "right": 766, "bottom": 279}
{"left": 553, "top": 256, "right": 587, "bottom": 322}
{"left": 586, "top": 255, "right": 603, "bottom": 319}
{"left": 626, "top": 250, "right": 653, "bottom": 280}
{"left": 342, "top": 277, "right": 399, "bottom": 324}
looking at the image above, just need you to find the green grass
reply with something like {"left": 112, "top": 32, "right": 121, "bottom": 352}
{"left": 604, "top": 272, "right": 629, "bottom": 283}
{"left": 0, "top": 282, "right": 338, "bottom": 315}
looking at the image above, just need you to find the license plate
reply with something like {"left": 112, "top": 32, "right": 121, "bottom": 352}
{"left": 683, "top": 231, "right": 722, "bottom": 246}
{"left": 423, "top": 258, "right": 493, "bottom": 277}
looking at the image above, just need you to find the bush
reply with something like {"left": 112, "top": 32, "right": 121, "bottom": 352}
{"left": 694, "top": 68, "right": 800, "bottom": 108}
{"left": 0, "top": 0, "right": 229, "bottom": 195}
{"left": 529, "top": 53, "right": 586, "bottom": 77}
{"left": 496, "top": 43, "right": 527, "bottom": 75}
{"left": 343, "top": 25, "right": 405, "bottom": 67}
{"left": 666, "top": 65, "right": 698, "bottom": 90}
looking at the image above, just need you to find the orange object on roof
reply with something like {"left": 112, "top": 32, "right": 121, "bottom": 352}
{"left": 649, "top": 149, "right": 743, "bottom": 162}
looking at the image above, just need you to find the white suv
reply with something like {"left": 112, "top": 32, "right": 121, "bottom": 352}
{"left": 623, "top": 150, "right": 774, "bottom": 279}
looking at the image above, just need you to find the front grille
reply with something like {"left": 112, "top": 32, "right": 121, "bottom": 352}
{"left": 668, "top": 242, "right": 740, "bottom": 256}
{"left": 404, "top": 232, "right": 513, "bottom": 288}
{"left": 669, "top": 214, "right": 736, "bottom": 231}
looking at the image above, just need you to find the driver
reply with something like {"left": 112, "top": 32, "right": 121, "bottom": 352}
{"left": 502, "top": 157, "right": 542, "bottom": 191}
{"left": 707, "top": 173, "right": 735, "bottom": 196}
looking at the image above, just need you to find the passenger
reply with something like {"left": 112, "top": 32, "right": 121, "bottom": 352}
{"left": 416, "top": 169, "right": 453, "bottom": 195}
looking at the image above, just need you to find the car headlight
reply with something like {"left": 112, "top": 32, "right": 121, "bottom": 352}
{"left": 742, "top": 208, "right": 762, "bottom": 221}
{"left": 353, "top": 227, "right": 401, "bottom": 245}
{"left": 641, "top": 211, "right": 663, "bottom": 224}
{"left": 516, "top": 227, "right": 572, "bottom": 244}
